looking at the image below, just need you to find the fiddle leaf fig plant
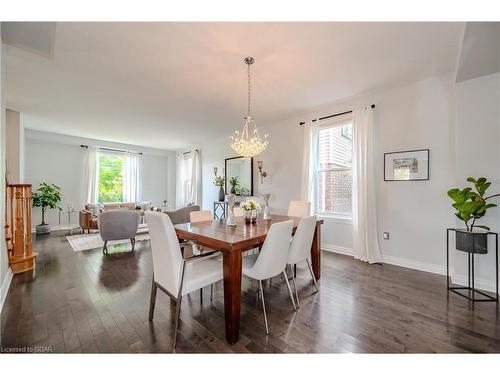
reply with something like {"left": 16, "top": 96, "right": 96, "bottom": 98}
{"left": 32, "top": 182, "right": 62, "bottom": 226}
{"left": 447, "top": 177, "right": 499, "bottom": 232}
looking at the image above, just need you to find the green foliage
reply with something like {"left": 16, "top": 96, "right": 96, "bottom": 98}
{"left": 98, "top": 154, "right": 124, "bottom": 203}
{"left": 229, "top": 177, "right": 239, "bottom": 188}
{"left": 447, "top": 177, "right": 499, "bottom": 231}
{"left": 32, "top": 182, "right": 62, "bottom": 225}
{"left": 214, "top": 175, "right": 226, "bottom": 187}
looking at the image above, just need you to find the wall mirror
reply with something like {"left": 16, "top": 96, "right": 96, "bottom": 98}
{"left": 225, "top": 157, "right": 253, "bottom": 196}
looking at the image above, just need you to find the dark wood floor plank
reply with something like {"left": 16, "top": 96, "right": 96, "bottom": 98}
{"left": 1, "top": 231, "right": 500, "bottom": 353}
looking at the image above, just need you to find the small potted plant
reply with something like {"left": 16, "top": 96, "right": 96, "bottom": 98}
{"left": 214, "top": 176, "right": 226, "bottom": 201}
{"left": 32, "top": 182, "right": 62, "bottom": 235}
{"left": 447, "top": 177, "right": 499, "bottom": 254}
{"left": 229, "top": 176, "right": 239, "bottom": 195}
{"left": 241, "top": 199, "right": 260, "bottom": 224}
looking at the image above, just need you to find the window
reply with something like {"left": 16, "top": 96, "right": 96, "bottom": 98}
{"left": 98, "top": 153, "right": 126, "bottom": 203}
{"left": 316, "top": 119, "right": 353, "bottom": 217}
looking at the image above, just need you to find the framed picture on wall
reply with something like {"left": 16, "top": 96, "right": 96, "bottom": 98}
{"left": 384, "top": 149, "right": 429, "bottom": 181}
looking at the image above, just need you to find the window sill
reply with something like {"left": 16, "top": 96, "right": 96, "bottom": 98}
{"left": 317, "top": 214, "right": 353, "bottom": 224}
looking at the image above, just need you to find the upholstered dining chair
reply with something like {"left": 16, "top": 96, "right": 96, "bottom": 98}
{"left": 145, "top": 211, "right": 223, "bottom": 347}
{"left": 189, "top": 210, "right": 213, "bottom": 223}
{"left": 287, "top": 201, "right": 311, "bottom": 217}
{"left": 233, "top": 207, "right": 244, "bottom": 217}
{"left": 287, "top": 215, "right": 319, "bottom": 308}
{"left": 242, "top": 220, "right": 296, "bottom": 334}
{"left": 98, "top": 210, "right": 140, "bottom": 254}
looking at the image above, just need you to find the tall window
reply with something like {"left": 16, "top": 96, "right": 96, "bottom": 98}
{"left": 98, "top": 153, "right": 126, "bottom": 203}
{"left": 317, "top": 118, "right": 353, "bottom": 217}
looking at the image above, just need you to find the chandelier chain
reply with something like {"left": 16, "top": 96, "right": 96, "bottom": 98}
{"left": 247, "top": 61, "right": 251, "bottom": 116}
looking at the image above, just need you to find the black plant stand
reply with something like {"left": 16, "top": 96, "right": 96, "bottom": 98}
{"left": 446, "top": 228, "right": 498, "bottom": 304}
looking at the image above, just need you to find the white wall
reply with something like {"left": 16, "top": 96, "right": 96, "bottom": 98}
{"left": 1, "top": 32, "right": 13, "bottom": 311}
{"left": 201, "top": 73, "right": 459, "bottom": 277}
{"left": 5, "top": 109, "right": 24, "bottom": 183}
{"left": 24, "top": 130, "right": 176, "bottom": 230}
{"left": 453, "top": 72, "right": 500, "bottom": 291}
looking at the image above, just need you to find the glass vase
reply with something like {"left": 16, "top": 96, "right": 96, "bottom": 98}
{"left": 244, "top": 209, "right": 257, "bottom": 224}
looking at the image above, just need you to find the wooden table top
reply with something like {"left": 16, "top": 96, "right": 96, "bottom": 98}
{"left": 174, "top": 214, "right": 323, "bottom": 253}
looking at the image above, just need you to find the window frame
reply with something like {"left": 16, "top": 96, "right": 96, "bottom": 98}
{"left": 315, "top": 115, "right": 354, "bottom": 220}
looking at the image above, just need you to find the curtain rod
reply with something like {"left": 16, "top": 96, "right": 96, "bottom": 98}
{"left": 80, "top": 145, "right": 143, "bottom": 155}
{"left": 299, "top": 104, "right": 375, "bottom": 126}
{"left": 181, "top": 149, "right": 199, "bottom": 155}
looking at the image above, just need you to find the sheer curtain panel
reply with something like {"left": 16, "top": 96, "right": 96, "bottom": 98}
{"left": 352, "top": 107, "right": 382, "bottom": 263}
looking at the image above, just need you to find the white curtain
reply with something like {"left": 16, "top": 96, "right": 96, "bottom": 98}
{"left": 188, "top": 150, "right": 201, "bottom": 206}
{"left": 124, "top": 153, "right": 141, "bottom": 203}
{"left": 175, "top": 153, "right": 185, "bottom": 209}
{"left": 175, "top": 150, "right": 201, "bottom": 208}
{"left": 352, "top": 107, "right": 382, "bottom": 263}
{"left": 82, "top": 147, "right": 99, "bottom": 204}
{"left": 300, "top": 121, "right": 319, "bottom": 214}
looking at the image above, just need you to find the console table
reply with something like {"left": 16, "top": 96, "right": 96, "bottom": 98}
{"left": 446, "top": 228, "right": 498, "bottom": 304}
{"left": 213, "top": 201, "right": 228, "bottom": 219}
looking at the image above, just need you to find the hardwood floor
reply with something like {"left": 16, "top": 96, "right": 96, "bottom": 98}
{"left": 1, "top": 231, "right": 500, "bottom": 353}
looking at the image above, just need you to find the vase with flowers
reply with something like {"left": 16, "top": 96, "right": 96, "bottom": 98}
{"left": 241, "top": 199, "right": 260, "bottom": 224}
{"left": 214, "top": 175, "right": 226, "bottom": 201}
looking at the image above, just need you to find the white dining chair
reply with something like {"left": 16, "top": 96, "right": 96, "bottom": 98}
{"left": 189, "top": 209, "right": 219, "bottom": 298}
{"left": 287, "top": 201, "right": 311, "bottom": 217}
{"left": 242, "top": 220, "right": 297, "bottom": 334}
{"left": 287, "top": 215, "right": 319, "bottom": 308}
{"left": 233, "top": 206, "right": 244, "bottom": 217}
{"left": 145, "top": 211, "right": 223, "bottom": 348}
{"left": 190, "top": 210, "right": 213, "bottom": 223}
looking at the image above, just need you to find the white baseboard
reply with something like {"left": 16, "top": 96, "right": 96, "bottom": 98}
{"left": 382, "top": 254, "right": 447, "bottom": 276}
{"left": 321, "top": 244, "right": 497, "bottom": 294}
{"left": 1, "top": 267, "right": 13, "bottom": 313}
{"left": 322, "top": 243, "right": 354, "bottom": 257}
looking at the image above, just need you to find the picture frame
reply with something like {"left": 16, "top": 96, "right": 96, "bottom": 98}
{"left": 384, "top": 149, "right": 429, "bottom": 181}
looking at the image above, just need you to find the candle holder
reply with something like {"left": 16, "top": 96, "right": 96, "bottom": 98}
{"left": 226, "top": 194, "right": 237, "bottom": 227}
{"left": 262, "top": 193, "right": 271, "bottom": 220}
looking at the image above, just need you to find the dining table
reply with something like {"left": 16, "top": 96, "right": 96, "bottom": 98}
{"left": 174, "top": 214, "right": 324, "bottom": 345}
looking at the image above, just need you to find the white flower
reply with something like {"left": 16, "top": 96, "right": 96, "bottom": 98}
{"left": 241, "top": 199, "right": 260, "bottom": 211}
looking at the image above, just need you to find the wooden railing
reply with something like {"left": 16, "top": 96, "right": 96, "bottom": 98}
{"left": 5, "top": 184, "right": 38, "bottom": 274}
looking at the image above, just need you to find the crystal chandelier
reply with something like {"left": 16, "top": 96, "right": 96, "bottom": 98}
{"left": 230, "top": 57, "right": 268, "bottom": 158}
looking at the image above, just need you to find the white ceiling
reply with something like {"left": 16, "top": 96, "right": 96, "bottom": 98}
{"left": 5, "top": 22, "right": 464, "bottom": 150}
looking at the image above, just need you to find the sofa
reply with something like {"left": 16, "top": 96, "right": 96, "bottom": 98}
{"left": 79, "top": 201, "right": 152, "bottom": 233}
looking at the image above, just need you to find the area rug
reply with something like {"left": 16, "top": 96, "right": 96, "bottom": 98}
{"left": 66, "top": 224, "right": 149, "bottom": 252}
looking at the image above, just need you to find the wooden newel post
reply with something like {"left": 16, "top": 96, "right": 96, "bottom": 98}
{"left": 7, "top": 184, "right": 38, "bottom": 274}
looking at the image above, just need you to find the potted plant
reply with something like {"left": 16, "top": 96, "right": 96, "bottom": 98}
{"left": 229, "top": 176, "right": 239, "bottom": 195}
{"left": 214, "top": 176, "right": 226, "bottom": 201}
{"left": 32, "top": 182, "right": 62, "bottom": 234}
{"left": 447, "top": 177, "right": 499, "bottom": 254}
{"left": 241, "top": 199, "right": 260, "bottom": 224}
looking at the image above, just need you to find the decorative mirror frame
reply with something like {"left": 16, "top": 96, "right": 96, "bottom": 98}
{"left": 224, "top": 156, "right": 254, "bottom": 196}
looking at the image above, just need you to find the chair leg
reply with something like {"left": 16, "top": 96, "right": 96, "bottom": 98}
{"left": 130, "top": 238, "right": 135, "bottom": 251}
{"left": 210, "top": 284, "right": 213, "bottom": 302}
{"left": 200, "top": 288, "right": 203, "bottom": 302}
{"left": 283, "top": 270, "right": 297, "bottom": 311}
{"left": 148, "top": 280, "right": 158, "bottom": 321}
{"left": 259, "top": 280, "right": 269, "bottom": 335}
{"left": 173, "top": 295, "right": 183, "bottom": 348}
{"left": 289, "top": 264, "right": 300, "bottom": 308}
{"left": 306, "top": 259, "right": 319, "bottom": 293}
{"left": 102, "top": 241, "right": 108, "bottom": 255}
{"left": 173, "top": 262, "right": 186, "bottom": 348}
